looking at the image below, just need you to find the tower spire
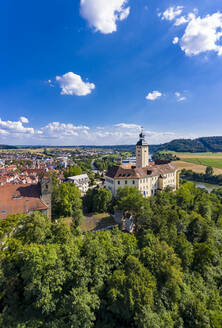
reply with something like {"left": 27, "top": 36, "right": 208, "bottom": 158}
{"left": 139, "top": 126, "right": 146, "bottom": 140}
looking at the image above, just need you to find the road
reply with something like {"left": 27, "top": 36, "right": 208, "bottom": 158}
{"left": 91, "top": 158, "right": 99, "bottom": 172}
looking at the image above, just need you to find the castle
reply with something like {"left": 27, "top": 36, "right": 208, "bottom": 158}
{"left": 105, "top": 131, "right": 179, "bottom": 197}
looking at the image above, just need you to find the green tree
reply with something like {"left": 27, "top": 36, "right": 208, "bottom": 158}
{"left": 176, "top": 182, "right": 196, "bottom": 210}
{"left": 141, "top": 238, "right": 183, "bottom": 306}
{"left": 187, "top": 214, "right": 210, "bottom": 243}
{"left": 64, "top": 165, "right": 82, "bottom": 178}
{"left": 134, "top": 306, "right": 161, "bottom": 328}
{"left": 12, "top": 212, "right": 52, "bottom": 244}
{"left": 205, "top": 166, "right": 213, "bottom": 177}
{"left": 115, "top": 186, "right": 147, "bottom": 216}
{"left": 52, "top": 183, "right": 83, "bottom": 227}
{"left": 175, "top": 235, "right": 194, "bottom": 269}
{"left": 192, "top": 242, "right": 214, "bottom": 274}
{"left": 107, "top": 256, "right": 156, "bottom": 324}
{"left": 83, "top": 187, "right": 112, "bottom": 213}
{"left": 93, "top": 188, "right": 112, "bottom": 213}
{"left": 180, "top": 296, "right": 211, "bottom": 328}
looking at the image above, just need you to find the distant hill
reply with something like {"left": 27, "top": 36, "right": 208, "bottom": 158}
{"left": 151, "top": 136, "right": 222, "bottom": 153}
{"left": 2, "top": 137, "right": 222, "bottom": 153}
{"left": 0, "top": 145, "right": 18, "bottom": 150}
{"left": 81, "top": 137, "right": 222, "bottom": 153}
{"left": 81, "top": 145, "right": 136, "bottom": 152}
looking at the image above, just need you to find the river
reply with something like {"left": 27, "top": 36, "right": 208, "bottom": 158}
{"left": 189, "top": 181, "right": 220, "bottom": 192}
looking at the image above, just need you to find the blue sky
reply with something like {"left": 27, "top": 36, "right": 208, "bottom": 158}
{"left": 1, "top": 0, "right": 222, "bottom": 145}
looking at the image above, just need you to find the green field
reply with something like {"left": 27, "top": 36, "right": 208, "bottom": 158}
{"left": 183, "top": 158, "right": 222, "bottom": 170}
{"left": 165, "top": 151, "right": 222, "bottom": 156}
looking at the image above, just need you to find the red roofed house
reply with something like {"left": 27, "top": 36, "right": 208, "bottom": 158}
{"left": 0, "top": 176, "right": 51, "bottom": 220}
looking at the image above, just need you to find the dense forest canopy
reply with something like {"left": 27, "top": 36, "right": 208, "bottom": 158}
{"left": 154, "top": 136, "right": 222, "bottom": 153}
{"left": 0, "top": 182, "right": 222, "bottom": 327}
{"left": 0, "top": 145, "right": 18, "bottom": 149}
{"left": 181, "top": 168, "right": 222, "bottom": 186}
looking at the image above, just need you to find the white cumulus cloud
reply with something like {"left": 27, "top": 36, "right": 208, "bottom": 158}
{"left": 175, "top": 92, "right": 186, "bottom": 102}
{"left": 172, "top": 36, "right": 179, "bottom": 44}
{"left": 80, "top": 0, "right": 130, "bottom": 34}
{"left": 0, "top": 118, "right": 197, "bottom": 146}
{"left": 115, "top": 123, "right": 141, "bottom": 129}
{"left": 56, "top": 72, "right": 95, "bottom": 96}
{"left": 174, "top": 15, "right": 189, "bottom": 26}
{"left": 0, "top": 129, "right": 9, "bottom": 136}
{"left": 19, "top": 116, "right": 29, "bottom": 124}
{"left": 146, "top": 91, "right": 162, "bottom": 101}
{"left": 0, "top": 118, "right": 34, "bottom": 135}
{"left": 161, "top": 6, "right": 183, "bottom": 21}
{"left": 48, "top": 79, "right": 55, "bottom": 88}
{"left": 160, "top": 8, "right": 222, "bottom": 57}
{"left": 180, "top": 12, "right": 222, "bottom": 56}
{"left": 37, "top": 122, "right": 90, "bottom": 139}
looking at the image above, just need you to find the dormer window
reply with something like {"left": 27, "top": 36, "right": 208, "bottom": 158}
{"left": 12, "top": 195, "right": 21, "bottom": 200}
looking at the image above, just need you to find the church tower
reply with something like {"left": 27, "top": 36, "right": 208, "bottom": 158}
{"left": 40, "top": 175, "right": 52, "bottom": 220}
{"left": 136, "top": 131, "right": 149, "bottom": 168}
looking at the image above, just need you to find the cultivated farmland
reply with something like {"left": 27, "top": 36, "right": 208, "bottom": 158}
{"left": 171, "top": 152, "right": 222, "bottom": 175}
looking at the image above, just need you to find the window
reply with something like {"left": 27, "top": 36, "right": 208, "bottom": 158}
{"left": 2, "top": 210, "right": 6, "bottom": 214}
{"left": 118, "top": 181, "right": 120, "bottom": 185}
{"left": 133, "top": 180, "right": 135, "bottom": 185}
{"left": 125, "top": 180, "right": 127, "bottom": 184}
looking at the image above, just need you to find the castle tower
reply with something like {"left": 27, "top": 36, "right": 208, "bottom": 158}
{"left": 40, "top": 175, "right": 52, "bottom": 220}
{"left": 136, "top": 131, "right": 149, "bottom": 168}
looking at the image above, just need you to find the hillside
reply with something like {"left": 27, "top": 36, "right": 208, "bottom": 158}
{"left": 0, "top": 145, "right": 18, "bottom": 150}
{"left": 152, "top": 136, "right": 222, "bottom": 153}
{"left": 81, "top": 137, "right": 222, "bottom": 153}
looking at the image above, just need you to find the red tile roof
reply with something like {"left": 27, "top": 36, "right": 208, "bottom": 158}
{"left": 0, "top": 184, "right": 48, "bottom": 219}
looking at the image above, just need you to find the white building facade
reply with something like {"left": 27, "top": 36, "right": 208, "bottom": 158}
{"left": 105, "top": 132, "right": 179, "bottom": 197}
{"left": 67, "top": 174, "right": 90, "bottom": 194}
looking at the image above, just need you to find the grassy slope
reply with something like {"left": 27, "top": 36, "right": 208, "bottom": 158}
{"left": 63, "top": 214, "right": 115, "bottom": 233}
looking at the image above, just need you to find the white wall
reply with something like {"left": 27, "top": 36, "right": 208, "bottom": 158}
{"left": 105, "top": 170, "right": 177, "bottom": 197}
